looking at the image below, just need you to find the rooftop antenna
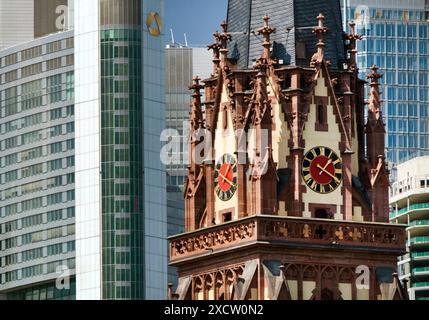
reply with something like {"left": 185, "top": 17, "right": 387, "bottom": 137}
{"left": 170, "top": 29, "right": 175, "bottom": 45}
{"left": 184, "top": 33, "right": 188, "bottom": 47}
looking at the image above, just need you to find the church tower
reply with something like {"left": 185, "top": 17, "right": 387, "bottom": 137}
{"left": 169, "top": 3, "right": 406, "bottom": 300}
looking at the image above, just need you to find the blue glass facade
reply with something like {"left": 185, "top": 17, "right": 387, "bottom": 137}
{"left": 344, "top": 2, "right": 429, "bottom": 166}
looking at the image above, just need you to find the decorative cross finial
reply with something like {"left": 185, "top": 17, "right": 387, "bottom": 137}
{"left": 312, "top": 13, "right": 328, "bottom": 57}
{"left": 219, "top": 21, "right": 232, "bottom": 48}
{"left": 207, "top": 31, "right": 221, "bottom": 76}
{"left": 221, "top": 20, "right": 228, "bottom": 34}
{"left": 257, "top": 15, "right": 276, "bottom": 60}
{"left": 367, "top": 65, "right": 382, "bottom": 84}
{"left": 189, "top": 76, "right": 203, "bottom": 93}
{"left": 345, "top": 20, "right": 362, "bottom": 72}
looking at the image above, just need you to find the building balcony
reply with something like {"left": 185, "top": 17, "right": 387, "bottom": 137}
{"left": 391, "top": 202, "right": 429, "bottom": 220}
{"left": 410, "top": 236, "right": 429, "bottom": 246}
{"left": 412, "top": 267, "right": 429, "bottom": 274}
{"left": 169, "top": 215, "right": 406, "bottom": 264}
{"left": 412, "top": 251, "right": 429, "bottom": 261}
{"left": 409, "top": 219, "right": 429, "bottom": 227}
{"left": 412, "top": 282, "right": 429, "bottom": 289}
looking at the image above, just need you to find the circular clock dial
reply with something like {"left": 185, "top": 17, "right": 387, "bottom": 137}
{"left": 302, "top": 146, "right": 342, "bottom": 194}
{"left": 214, "top": 153, "right": 238, "bottom": 201}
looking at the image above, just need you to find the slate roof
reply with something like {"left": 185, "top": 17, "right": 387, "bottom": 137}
{"left": 227, "top": 0, "right": 346, "bottom": 70}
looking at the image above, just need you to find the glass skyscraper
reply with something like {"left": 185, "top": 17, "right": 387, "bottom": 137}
{"left": 74, "top": 0, "right": 166, "bottom": 300}
{"left": 165, "top": 45, "right": 211, "bottom": 287}
{"left": 1, "top": 0, "right": 167, "bottom": 300}
{"left": 343, "top": 0, "right": 429, "bottom": 167}
{"left": 165, "top": 46, "right": 212, "bottom": 190}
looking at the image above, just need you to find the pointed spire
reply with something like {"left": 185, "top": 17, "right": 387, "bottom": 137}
{"left": 189, "top": 76, "right": 204, "bottom": 130}
{"left": 367, "top": 65, "right": 383, "bottom": 120}
{"left": 207, "top": 31, "right": 221, "bottom": 76}
{"left": 313, "top": 14, "right": 328, "bottom": 58}
{"left": 218, "top": 21, "right": 232, "bottom": 70}
{"left": 345, "top": 21, "right": 362, "bottom": 72}
{"left": 311, "top": 13, "right": 328, "bottom": 67}
{"left": 256, "top": 15, "right": 276, "bottom": 61}
{"left": 252, "top": 55, "right": 270, "bottom": 127}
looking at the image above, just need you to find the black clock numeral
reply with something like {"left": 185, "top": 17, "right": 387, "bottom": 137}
{"left": 302, "top": 159, "right": 311, "bottom": 169}
{"left": 303, "top": 173, "right": 312, "bottom": 182}
{"left": 332, "top": 159, "right": 341, "bottom": 166}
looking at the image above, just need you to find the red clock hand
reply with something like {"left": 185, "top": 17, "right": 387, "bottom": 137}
{"left": 318, "top": 158, "right": 332, "bottom": 175}
{"left": 219, "top": 172, "right": 235, "bottom": 186}
{"left": 316, "top": 163, "right": 340, "bottom": 183}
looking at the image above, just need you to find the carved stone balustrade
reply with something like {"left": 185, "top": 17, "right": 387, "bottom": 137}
{"left": 169, "top": 216, "right": 406, "bottom": 263}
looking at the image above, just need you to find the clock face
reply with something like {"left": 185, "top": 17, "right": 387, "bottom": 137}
{"left": 214, "top": 153, "right": 238, "bottom": 201}
{"left": 302, "top": 146, "right": 342, "bottom": 194}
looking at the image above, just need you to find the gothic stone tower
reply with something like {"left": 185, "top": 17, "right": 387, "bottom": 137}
{"left": 168, "top": 11, "right": 406, "bottom": 300}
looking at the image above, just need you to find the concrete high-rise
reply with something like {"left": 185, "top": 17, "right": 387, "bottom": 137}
{"left": 0, "top": 30, "right": 76, "bottom": 300}
{"left": 390, "top": 156, "right": 429, "bottom": 300}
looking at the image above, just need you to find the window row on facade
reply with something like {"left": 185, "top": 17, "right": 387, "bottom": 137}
{"left": 349, "top": 6, "right": 428, "bottom": 23}
{"left": 1, "top": 105, "right": 74, "bottom": 135}
{"left": 1, "top": 172, "right": 74, "bottom": 202}
{"left": 1, "top": 55, "right": 74, "bottom": 85}
{"left": 0, "top": 138, "right": 74, "bottom": 170}
{"left": 2, "top": 156, "right": 74, "bottom": 186}
{"left": 1, "top": 188, "right": 75, "bottom": 219}
{"left": 2, "top": 257, "right": 75, "bottom": 284}
{"left": 3, "top": 241, "right": 75, "bottom": 268}
{"left": 0, "top": 37, "right": 73, "bottom": 69}
{"left": 359, "top": 54, "right": 429, "bottom": 71}
{"left": 0, "top": 121, "right": 74, "bottom": 152}
{"left": 2, "top": 224, "right": 75, "bottom": 251}
{"left": 1, "top": 207, "right": 75, "bottom": 235}
{"left": 0, "top": 72, "right": 74, "bottom": 119}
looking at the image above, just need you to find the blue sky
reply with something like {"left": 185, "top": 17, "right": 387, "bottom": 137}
{"left": 165, "top": 0, "right": 228, "bottom": 46}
